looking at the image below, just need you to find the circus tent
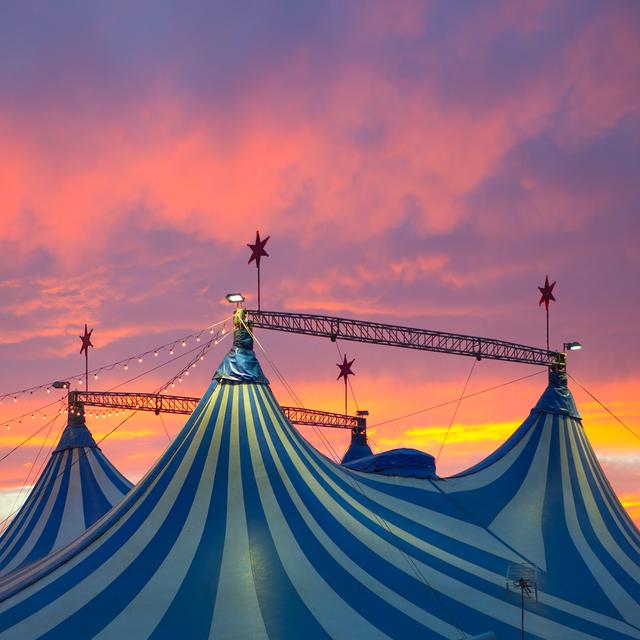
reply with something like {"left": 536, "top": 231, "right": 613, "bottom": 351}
{"left": 0, "top": 410, "right": 132, "bottom": 578}
{"left": 0, "top": 311, "right": 638, "bottom": 639}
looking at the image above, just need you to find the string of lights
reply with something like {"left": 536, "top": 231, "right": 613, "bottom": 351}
{"left": 0, "top": 397, "right": 70, "bottom": 432}
{"left": 0, "top": 316, "right": 231, "bottom": 405}
{"left": 157, "top": 330, "right": 232, "bottom": 393}
{"left": 73, "top": 333, "right": 229, "bottom": 420}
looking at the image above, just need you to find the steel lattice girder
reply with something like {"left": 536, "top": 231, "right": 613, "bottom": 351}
{"left": 247, "top": 310, "right": 565, "bottom": 368}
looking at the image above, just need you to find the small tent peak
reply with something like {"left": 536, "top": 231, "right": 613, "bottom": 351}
{"left": 53, "top": 410, "right": 98, "bottom": 453}
{"left": 342, "top": 429, "right": 373, "bottom": 464}
{"left": 214, "top": 308, "right": 269, "bottom": 384}
{"left": 530, "top": 366, "right": 580, "bottom": 420}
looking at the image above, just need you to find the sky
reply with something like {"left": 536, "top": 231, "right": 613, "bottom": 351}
{"left": 0, "top": 0, "right": 639, "bottom": 528}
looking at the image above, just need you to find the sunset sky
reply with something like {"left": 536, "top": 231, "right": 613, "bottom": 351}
{"left": 0, "top": 1, "right": 639, "bottom": 529}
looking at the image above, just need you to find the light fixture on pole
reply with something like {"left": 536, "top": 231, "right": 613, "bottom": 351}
{"left": 225, "top": 293, "right": 245, "bottom": 307}
{"left": 563, "top": 341, "right": 582, "bottom": 351}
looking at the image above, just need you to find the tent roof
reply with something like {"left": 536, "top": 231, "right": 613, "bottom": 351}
{"left": 0, "top": 412, "right": 132, "bottom": 578}
{"left": 0, "top": 318, "right": 637, "bottom": 639}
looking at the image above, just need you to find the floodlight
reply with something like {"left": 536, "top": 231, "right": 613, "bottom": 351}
{"left": 225, "top": 293, "right": 245, "bottom": 304}
{"left": 563, "top": 341, "right": 582, "bottom": 351}
{"left": 52, "top": 381, "right": 71, "bottom": 389}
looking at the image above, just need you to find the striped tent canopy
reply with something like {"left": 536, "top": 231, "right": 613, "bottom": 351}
{"left": 0, "top": 410, "right": 132, "bottom": 578}
{"left": 0, "top": 314, "right": 638, "bottom": 639}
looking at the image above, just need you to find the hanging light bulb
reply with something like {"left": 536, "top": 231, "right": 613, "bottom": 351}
{"left": 185, "top": 371, "right": 189, "bottom": 376}
{"left": 169, "top": 349, "right": 174, "bottom": 355}
{"left": 124, "top": 363, "right": 128, "bottom": 370}
{"left": 78, "top": 379, "right": 83, "bottom": 385}
{"left": 138, "top": 357, "right": 143, "bottom": 363}
{"left": 94, "top": 373, "right": 98, "bottom": 380}
{"left": 13, "top": 397, "right": 17, "bottom": 402}
{"left": 181, "top": 340, "right": 186, "bottom": 347}
{"left": 178, "top": 377, "right": 182, "bottom": 383}
{"left": 196, "top": 336, "right": 200, "bottom": 342}
{"left": 171, "top": 383, "right": 175, "bottom": 388}
{"left": 154, "top": 351, "right": 158, "bottom": 357}
{"left": 46, "top": 387, "right": 51, "bottom": 394}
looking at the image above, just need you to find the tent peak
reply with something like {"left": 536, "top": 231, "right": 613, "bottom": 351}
{"left": 530, "top": 367, "right": 580, "bottom": 420}
{"left": 214, "top": 308, "right": 269, "bottom": 384}
{"left": 53, "top": 410, "right": 98, "bottom": 452}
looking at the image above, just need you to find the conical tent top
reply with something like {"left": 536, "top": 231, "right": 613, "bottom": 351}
{"left": 53, "top": 407, "right": 98, "bottom": 452}
{"left": 214, "top": 308, "right": 268, "bottom": 384}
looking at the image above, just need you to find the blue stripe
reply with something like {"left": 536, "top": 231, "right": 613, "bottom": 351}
{"left": 148, "top": 386, "right": 232, "bottom": 638}
{"left": 576, "top": 425, "right": 640, "bottom": 552}
{"left": 240, "top": 386, "right": 332, "bottom": 640}
{"left": 21, "top": 451, "right": 74, "bottom": 568}
{"left": 0, "top": 455, "right": 62, "bottom": 570}
{"left": 78, "top": 449, "right": 112, "bottom": 527}
{"left": 91, "top": 449, "right": 132, "bottom": 495}
{"left": 541, "top": 417, "right": 618, "bottom": 615}
{"left": 564, "top": 427, "right": 640, "bottom": 605}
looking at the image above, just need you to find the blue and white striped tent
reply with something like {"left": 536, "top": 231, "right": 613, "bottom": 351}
{"left": 0, "top": 410, "right": 132, "bottom": 578}
{"left": 0, "top": 315, "right": 638, "bottom": 639}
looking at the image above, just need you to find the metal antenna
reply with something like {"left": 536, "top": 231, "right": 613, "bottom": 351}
{"left": 506, "top": 563, "right": 538, "bottom": 640}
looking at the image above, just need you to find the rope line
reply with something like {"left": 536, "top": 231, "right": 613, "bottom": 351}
{"left": 370, "top": 371, "right": 544, "bottom": 429}
{"left": 569, "top": 374, "right": 640, "bottom": 443}
{"left": 435, "top": 359, "right": 477, "bottom": 463}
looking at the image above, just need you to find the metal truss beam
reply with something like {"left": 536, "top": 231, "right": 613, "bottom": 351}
{"left": 70, "top": 391, "right": 361, "bottom": 430}
{"left": 247, "top": 309, "right": 565, "bottom": 368}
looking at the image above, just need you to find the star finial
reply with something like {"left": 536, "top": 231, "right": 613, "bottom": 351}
{"left": 337, "top": 354, "right": 355, "bottom": 381}
{"left": 79, "top": 324, "right": 94, "bottom": 355}
{"left": 538, "top": 276, "right": 556, "bottom": 310}
{"left": 247, "top": 230, "right": 270, "bottom": 268}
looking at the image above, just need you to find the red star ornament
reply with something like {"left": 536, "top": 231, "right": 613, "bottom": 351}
{"left": 337, "top": 355, "right": 355, "bottom": 381}
{"left": 247, "top": 231, "right": 270, "bottom": 268}
{"left": 538, "top": 276, "right": 556, "bottom": 310}
{"left": 79, "top": 324, "right": 94, "bottom": 355}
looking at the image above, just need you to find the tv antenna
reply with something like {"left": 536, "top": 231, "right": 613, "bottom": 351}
{"left": 506, "top": 563, "right": 538, "bottom": 640}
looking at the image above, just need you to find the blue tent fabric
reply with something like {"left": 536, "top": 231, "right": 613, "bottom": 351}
{"left": 344, "top": 448, "right": 438, "bottom": 478}
{"left": 53, "top": 413, "right": 98, "bottom": 452}
{"left": 0, "top": 412, "right": 132, "bottom": 578}
{"left": 214, "top": 323, "right": 269, "bottom": 384}
{"left": 0, "top": 325, "right": 637, "bottom": 639}
{"left": 341, "top": 440, "right": 373, "bottom": 464}
{"left": 341, "top": 429, "right": 373, "bottom": 464}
